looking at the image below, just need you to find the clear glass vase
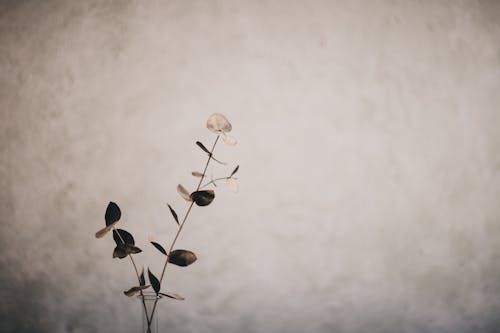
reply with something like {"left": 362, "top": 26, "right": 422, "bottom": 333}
{"left": 138, "top": 292, "right": 162, "bottom": 333}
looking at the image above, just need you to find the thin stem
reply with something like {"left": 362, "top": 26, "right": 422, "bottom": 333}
{"left": 200, "top": 176, "right": 238, "bottom": 189}
{"left": 148, "top": 134, "right": 220, "bottom": 325}
{"left": 113, "top": 227, "right": 152, "bottom": 332}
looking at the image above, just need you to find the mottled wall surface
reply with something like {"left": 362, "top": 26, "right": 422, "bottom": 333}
{"left": 1, "top": 1, "right": 500, "bottom": 332}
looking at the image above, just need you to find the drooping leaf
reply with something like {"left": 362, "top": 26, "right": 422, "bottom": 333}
{"left": 112, "top": 246, "right": 127, "bottom": 259}
{"left": 113, "top": 243, "right": 142, "bottom": 258}
{"left": 226, "top": 178, "right": 239, "bottom": 193}
{"left": 95, "top": 222, "right": 117, "bottom": 239}
{"left": 190, "top": 190, "right": 215, "bottom": 206}
{"left": 139, "top": 267, "right": 146, "bottom": 286}
{"left": 167, "top": 204, "right": 179, "bottom": 225}
{"left": 177, "top": 184, "right": 192, "bottom": 202}
{"left": 148, "top": 268, "right": 161, "bottom": 294}
{"left": 160, "top": 292, "right": 185, "bottom": 300}
{"left": 151, "top": 241, "right": 167, "bottom": 255}
{"left": 221, "top": 132, "right": 237, "bottom": 146}
{"left": 196, "top": 141, "right": 211, "bottom": 154}
{"left": 105, "top": 202, "right": 121, "bottom": 226}
{"left": 124, "top": 285, "right": 150, "bottom": 297}
{"left": 230, "top": 165, "right": 239, "bottom": 177}
{"left": 113, "top": 229, "right": 135, "bottom": 246}
{"left": 168, "top": 249, "right": 197, "bottom": 267}
{"left": 191, "top": 171, "right": 204, "bottom": 178}
{"left": 206, "top": 113, "right": 232, "bottom": 133}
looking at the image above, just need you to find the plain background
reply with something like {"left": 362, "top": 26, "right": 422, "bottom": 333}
{"left": 1, "top": 1, "right": 500, "bottom": 332}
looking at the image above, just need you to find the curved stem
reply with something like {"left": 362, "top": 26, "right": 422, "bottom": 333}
{"left": 148, "top": 135, "right": 220, "bottom": 325}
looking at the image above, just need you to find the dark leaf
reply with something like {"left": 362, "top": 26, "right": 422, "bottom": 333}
{"left": 113, "top": 243, "right": 141, "bottom": 258}
{"left": 124, "top": 285, "right": 150, "bottom": 297}
{"left": 167, "top": 204, "right": 179, "bottom": 225}
{"left": 190, "top": 190, "right": 215, "bottom": 207}
{"left": 196, "top": 141, "right": 211, "bottom": 154}
{"left": 230, "top": 165, "right": 239, "bottom": 177}
{"left": 168, "top": 249, "right": 197, "bottom": 267}
{"left": 148, "top": 268, "right": 161, "bottom": 294}
{"left": 151, "top": 241, "right": 167, "bottom": 255}
{"left": 139, "top": 268, "right": 146, "bottom": 286}
{"left": 113, "top": 229, "right": 135, "bottom": 246}
{"left": 160, "top": 292, "right": 185, "bottom": 300}
{"left": 125, "top": 244, "right": 142, "bottom": 255}
{"left": 112, "top": 246, "right": 127, "bottom": 259}
{"left": 105, "top": 202, "right": 121, "bottom": 226}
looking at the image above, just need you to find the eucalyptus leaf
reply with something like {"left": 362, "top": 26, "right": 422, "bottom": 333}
{"left": 125, "top": 244, "right": 142, "bottom": 255}
{"left": 177, "top": 184, "right": 192, "bottom": 202}
{"left": 167, "top": 204, "right": 179, "bottom": 225}
{"left": 226, "top": 178, "right": 239, "bottom": 193}
{"left": 113, "top": 229, "right": 135, "bottom": 246}
{"left": 95, "top": 222, "right": 116, "bottom": 239}
{"left": 190, "top": 190, "right": 215, "bottom": 207}
{"left": 139, "top": 267, "right": 146, "bottom": 286}
{"left": 112, "top": 246, "right": 127, "bottom": 259}
{"left": 196, "top": 141, "right": 211, "bottom": 154}
{"left": 221, "top": 132, "right": 237, "bottom": 146}
{"left": 151, "top": 241, "right": 167, "bottom": 255}
{"left": 105, "top": 202, "right": 121, "bottom": 226}
{"left": 168, "top": 249, "right": 197, "bottom": 267}
{"left": 148, "top": 268, "right": 161, "bottom": 294}
{"left": 124, "top": 285, "right": 150, "bottom": 297}
{"left": 160, "top": 292, "right": 185, "bottom": 300}
{"left": 230, "top": 165, "right": 239, "bottom": 177}
{"left": 191, "top": 171, "right": 204, "bottom": 178}
{"left": 206, "top": 113, "right": 232, "bottom": 133}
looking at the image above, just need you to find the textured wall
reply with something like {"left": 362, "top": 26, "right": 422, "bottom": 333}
{"left": 1, "top": 1, "right": 500, "bottom": 332}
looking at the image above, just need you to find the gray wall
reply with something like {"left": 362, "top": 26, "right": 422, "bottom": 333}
{"left": 1, "top": 1, "right": 500, "bottom": 332}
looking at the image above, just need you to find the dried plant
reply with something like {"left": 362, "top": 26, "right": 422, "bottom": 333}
{"left": 95, "top": 113, "right": 239, "bottom": 332}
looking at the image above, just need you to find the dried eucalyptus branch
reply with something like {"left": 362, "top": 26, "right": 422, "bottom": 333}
{"left": 94, "top": 113, "right": 239, "bottom": 332}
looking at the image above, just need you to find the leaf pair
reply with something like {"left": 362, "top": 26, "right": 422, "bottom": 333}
{"left": 150, "top": 242, "right": 197, "bottom": 268}
{"left": 177, "top": 185, "right": 215, "bottom": 207}
{"left": 112, "top": 229, "right": 142, "bottom": 259}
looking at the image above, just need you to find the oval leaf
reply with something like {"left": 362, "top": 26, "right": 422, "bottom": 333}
{"left": 226, "top": 178, "right": 239, "bottom": 193}
{"left": 168, "top": 249, "right": 197, "bottom": 267}
{"left": 196, "top": 141, "right": 211, "bottom": 154}
{"left": 95, "top": 222, "right": 116, "bottom": 239}
{"left": 177, "top": 184, "right": 192, "bottom": 202}
{"left": 148, "top": 268, "right": 161, "bottom": 294}
{"left": 124, "top": 285, "right": 150, "bottom": 297}
{"left": 167, "top": 204, "right": 179, "bottom": 225}
{"left": 105, "top": 202, "right": 121, "bottom": 226}
{"left": 190, "top": 190, "right": 215, "bottom": 207}
{"left": 206, "top": 113, "right": 232, "bottom": 133}
{"left": 125, "top": 244, "right": 142, "bottom": 255}
{"left": 113, "top": 229, "right": 135, "bottom": 246}
{"left": 191, "top": 171, "right": 204, "bottom": 178}
{"left": 151, "top": 241, "right": 167, "bottom": 255}
{"left": 160, "top": 292, "right": 185, "bottom": 300}
{"left": 221, "top": 132, "right": 237, "bottom": 146}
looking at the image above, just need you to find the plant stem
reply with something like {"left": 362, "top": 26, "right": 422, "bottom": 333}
{"left": 200, "top": 176, "right": 238, "bottom": 189}
{"left": 148, "top": 134, "right": 220, "bottom": 325}
{"left": 113, "top": 227, "right": 153, "bottom": 332}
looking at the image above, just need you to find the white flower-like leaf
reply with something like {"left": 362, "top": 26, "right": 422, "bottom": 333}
{"left": 221, "top": 132, "right": 237, "bottom": 146}
{"left": 226, "top": 178, "right": 239, "bottom": 193}
{"left": 206, "top": 113, "right": 232, "bottom": 133}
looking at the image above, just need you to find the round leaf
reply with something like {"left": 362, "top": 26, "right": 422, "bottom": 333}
{"left": 190, "top": 190, "right": 215, "bottom": 207}
{"left": 206, "top": 113, "right": 232, "bottom": 133}
{"left": 113, "top": 229, "right": 135, "bottom": 246}
{"left": 177, "top": 184, "right": 192, "bottom": 202}
{"left": 168, "top": 249, "right": 197, "bottom": 267}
